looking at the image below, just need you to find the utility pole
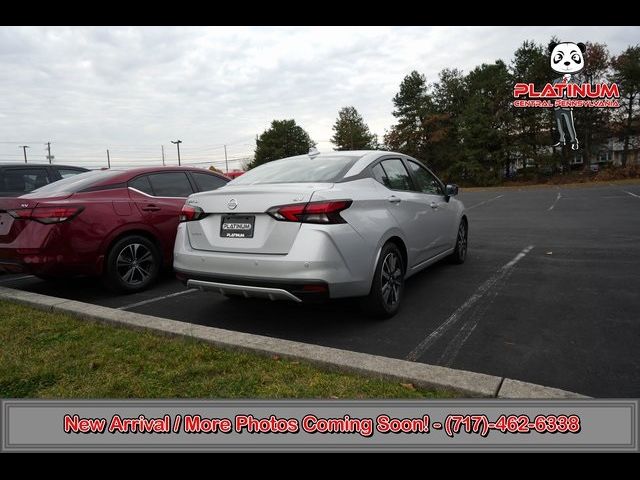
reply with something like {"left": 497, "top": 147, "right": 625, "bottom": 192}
{"left": 19, "top": 145, "right": 29, "bottom": 163}
{"left": 106, "top": 149, "right": 111, "bottom": 169}
{"left": 224, "top": 144, "right": 228, "bottom": 173}
{"left": 161, "top": 145, "right": 165, "bottom": 166}
{"left": 45, "top": 142, "right": 53, "bottom": 164}
{"left": 171, "top": 140, "right": 182, "bottom": 166}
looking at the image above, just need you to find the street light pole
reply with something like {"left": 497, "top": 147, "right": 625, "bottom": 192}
{"left": 171, "top": 140, "right": 182, "bottom": 166}
{"left": 224, "top": 144, "right": 228, "bottom": 173}
{"left": 19, "top": 145, "right": 29, "bottom": 163}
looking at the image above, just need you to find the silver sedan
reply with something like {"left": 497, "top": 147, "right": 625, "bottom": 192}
{"left": 174, "top": 150, "right": 467, "bottom": 317}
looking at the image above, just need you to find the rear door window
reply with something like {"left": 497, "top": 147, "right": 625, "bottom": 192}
{"left": 191, "top": 172, "right": 228, "bottom": 192}
{"left": 128, "top": 175, "right": 154, "bottom": 196}
{"left": 371, "top": 163, "right": 391, "bottom": 189}
{"left": 379, "top": 159, "right": 412, "bottom": 191}
{"left": 147, "top": 172, "right": 194, "bottom": 197}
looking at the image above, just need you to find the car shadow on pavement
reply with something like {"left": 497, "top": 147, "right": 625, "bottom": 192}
{"left": 8, "top": 271, "right": 181, "bottom": 307}
{"left": 181, "top": 259, "right": 453, "bottom": 332}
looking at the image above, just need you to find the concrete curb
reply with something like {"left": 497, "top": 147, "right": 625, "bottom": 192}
{"left": 0, "top": 286, "right": 589, "bottom": 399}
{"left": 498, "top": 379, "right": 587, "bottom": 399}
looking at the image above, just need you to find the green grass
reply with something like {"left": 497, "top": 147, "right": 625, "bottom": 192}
{"left": 0, "top": 300, "right": 449, "bottom": 399}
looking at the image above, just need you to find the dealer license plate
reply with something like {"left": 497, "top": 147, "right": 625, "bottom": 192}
{"left": 220, "top": 215, "right": 255, "bottom": 238}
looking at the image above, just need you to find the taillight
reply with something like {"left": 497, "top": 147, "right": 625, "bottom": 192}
{"left": 179, "top": 204, "right": 207, "bottom": 222}
{"left": 8, "top": 206, "right": 83, "bottom": 224}
{"left": 7, "top": 208, "right": 32, "bottom": 219}
{"left": 267, "top": 200, "right": 352, "bottom": 224}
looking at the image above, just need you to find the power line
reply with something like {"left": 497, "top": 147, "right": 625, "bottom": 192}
{"left": 0, "top": 138, "right": 256, "bottom": 169}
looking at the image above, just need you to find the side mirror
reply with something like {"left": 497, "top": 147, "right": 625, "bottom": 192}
{"left": 445, "top": 184, "right": 459, "bottom": 197}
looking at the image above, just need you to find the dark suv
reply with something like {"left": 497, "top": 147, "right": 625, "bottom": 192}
{"left": 0, "top": 164, "right": 88, "bottom": 197}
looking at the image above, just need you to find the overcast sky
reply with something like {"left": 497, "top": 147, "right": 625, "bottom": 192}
{"left": 1, "top": 26, "right": 638, "bottom": 170}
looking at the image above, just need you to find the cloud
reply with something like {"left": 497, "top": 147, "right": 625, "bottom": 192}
{"left": 0, "top": 26, "right": 638, "bottom": 170}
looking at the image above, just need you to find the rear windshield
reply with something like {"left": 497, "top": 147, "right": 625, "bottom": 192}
{"left": 22, "top": 169, "right": 122, "bottom": 196}
{"left": 229, "top": 155, "right": 359, "bottom": 185}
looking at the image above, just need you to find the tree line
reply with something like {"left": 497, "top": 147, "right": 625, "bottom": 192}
{"left": 249, "top": 39, "right": 640, "bottom": 186}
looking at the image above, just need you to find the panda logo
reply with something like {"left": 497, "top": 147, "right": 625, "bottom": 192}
{"left": 549, "top": 41, "right": 586, "bottom": 150}
{"left": 550, "top": 42, "right": 586, "bottom": 75}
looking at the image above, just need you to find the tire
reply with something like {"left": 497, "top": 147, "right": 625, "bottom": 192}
{"left": 104, "top": 235, "right": 161, "bottom": 293}
{"left": 449, "top": 218, "right": 468, "bottom": 264}
{"left": 362, "top": 242, "right": 405, "bottom": 319}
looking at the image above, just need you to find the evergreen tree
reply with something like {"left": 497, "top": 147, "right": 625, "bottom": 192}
{"left": 611, "top": 45, "right": 640, "bottom": 166}
{"left": 459, "top": 60, "right": 514, "bottom": 184}
{"left": 383, "top": 39, "right": 635, "bottom": 184}
{"left": 511, "top": 40, "right": 553, "bottom": 173}
{"left": 429, "top": 68, "right": 468, "bottom": 175}
{"left": 573, "top": 42, "right": 613, "bottom": 169}
{"left": 384, "top": 71, "right": 432, "bottom": 160}
{"left": 250, "top": 119, "right": 315, "bottom": 169}
{"left": 331, "top": 106, "right": 377, "bottom": 150}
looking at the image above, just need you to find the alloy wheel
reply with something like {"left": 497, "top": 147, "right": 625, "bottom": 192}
{"left": 381, "top": 252, "right": 402, "bottom": 308}
{"left": 457, "top": 222, "right": 467, "bottom": 261}
{"left": 116, "top": 243, "right": 153, "bottom": 285}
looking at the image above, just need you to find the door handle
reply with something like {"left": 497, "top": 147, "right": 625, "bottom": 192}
{"left": 141, "top": 204, "right": 161, "bottom": 212}
{"left": 430, "top": 202, "right": 439, "bottom": 209}
{"left": 388, "top": 195, "right": 401, "bottom": 204}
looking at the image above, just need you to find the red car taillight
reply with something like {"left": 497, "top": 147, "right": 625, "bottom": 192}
{"left": 179, "top": 204, "right": 207, "bottom": 222}
{"left": 8, "top": 206, "right": 84, "bottom": 224}
{"left": 267, "top": 200, "right": 352, "bottom": 224}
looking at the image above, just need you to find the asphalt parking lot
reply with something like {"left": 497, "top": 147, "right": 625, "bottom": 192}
{"left": 2, "top": 182, "right": 639, "bottom": 397}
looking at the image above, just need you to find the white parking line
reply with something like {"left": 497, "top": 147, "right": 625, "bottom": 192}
{"left": 437, "top": 249, "right": 522, "bottom": 366}
{"left": 466, "top": 194, "right": 504, "bottom": 210}
{"left": 117, "top": 288, "right": 199, "bottom": 310}
{"left": 548, "top": 191, "right": 562, "bottom": 211}
{"left": 608, "top": 183, "right": 640, "bottom": 199}
{"left": 622, "top": 190, "right": 640, "bottom": 199}
{"left": 405, "top": 245, "right": 534, "bottom": 362}
{"left": 0, "top": 274, "right": 35, "bottom": 284}
{"left": 437, "top": 321, "right": 479, "bottom": 367}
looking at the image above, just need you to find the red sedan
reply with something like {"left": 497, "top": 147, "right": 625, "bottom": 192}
{"left": 0, "top": 167, "right": 229, "bottom": 292}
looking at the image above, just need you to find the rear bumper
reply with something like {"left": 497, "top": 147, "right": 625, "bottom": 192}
{"left": 0, "top": 250, "right": 51, "bottom": 275}
{"left": 0, "top": 259, "right": 25, "bottom": 274}
{"left": 177, "top": 269, "right": 329, "bottom": 302}
{"left": 0, "top": 248, "right": 102, "bottom": 276}
{"left": 0, "top": 252, "right": 67, "bottom": 276}
{"left": 0, "top": 218, "right": 102, "bottom": 276}
{"left": 0, "top": 212, "right": 111, "bottom": 276}
{"left": 173, "top": 223, "right": 375, "bottom": 299}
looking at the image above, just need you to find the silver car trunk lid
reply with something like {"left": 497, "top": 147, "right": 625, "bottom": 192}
{"left": 186, "top": 183, "right": 334, "bottom": 254}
